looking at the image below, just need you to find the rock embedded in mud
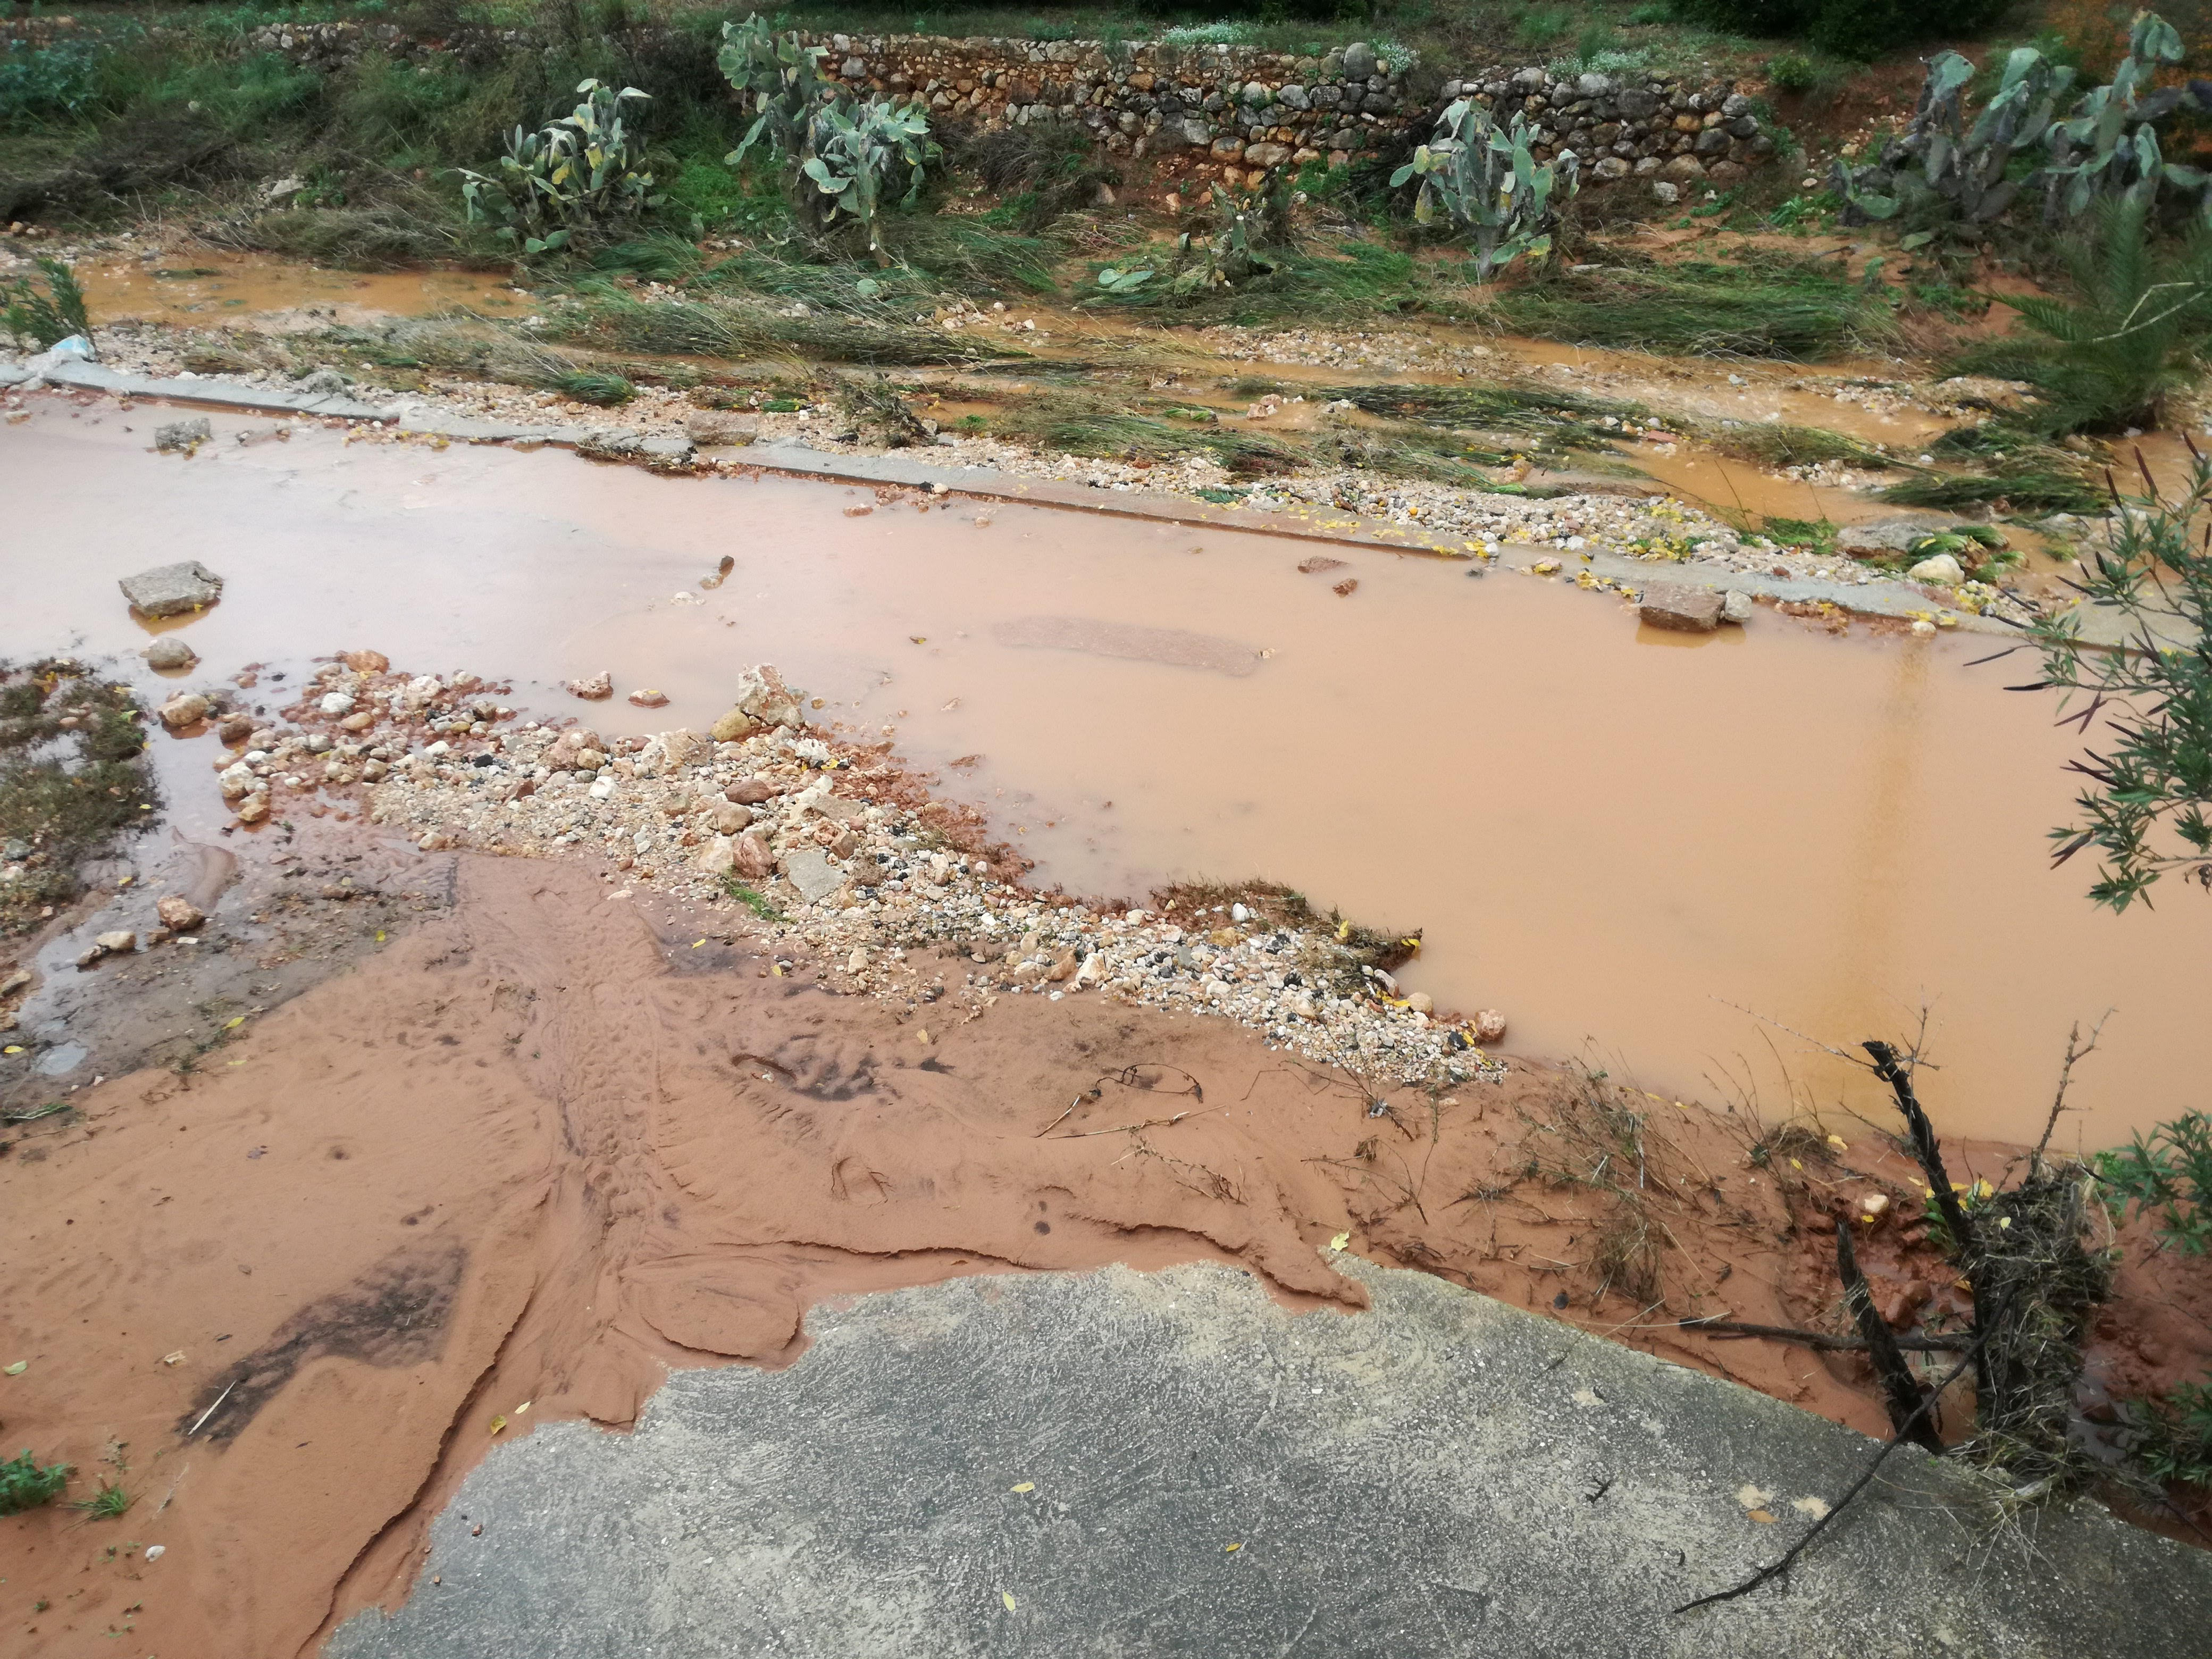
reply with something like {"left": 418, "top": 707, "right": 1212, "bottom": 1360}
{"left": 628, "top": 689, "right": 671, "bottom": 709}
{"left": 156, "top": 895, "right": 206, "bottom": 932}
{"left": 1473, "top": 1010, "right": 1507, "bottom": 1043}
{"left": 146, "top": 637, "right": 198, "bottom": 671}
{"left": 158, "top": 692, "right": 213, "bottom": 730}
{"left": 120, "top": 560, "right": 224, "bottom": 618}
{"left": 94, "top": 930, "right": 137, "bottom": 954}
{"left": 1721, "top": 590, "right": 1754, "bottom": 625}
{"left": 1905, "top": 552, "right": 1965, "bottom": 587}
{"left": 1637, "top": 582, "right": 1724, "bottom": 633}
{"left": 1836, "top": 518, "right": 1947, "bottom": 559}
{"left": 342, "top": 649, "right": 391, "bottom": 673}
{"left": 154, "top": 416, "right": 213, "bottom": 453}
{"left": 237, "top": 796, "right": 270, "bottom": 824}
{"left": 734, "top": 831, "right": 777, "bottom": 881}
{"left": 217, "top": 714, "right": 255, "bottom": 747}
{"left": 567, "top": 672, "right": 614, "bottom": 701}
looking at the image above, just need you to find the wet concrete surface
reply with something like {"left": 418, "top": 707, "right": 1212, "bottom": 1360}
{"left": 325, "top": 1254, "right": 2212, "bottom": 1659}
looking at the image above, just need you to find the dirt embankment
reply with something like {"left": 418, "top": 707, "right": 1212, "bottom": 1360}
{"left": 4, "top": 842, "right": 2206, "bottom": 1658}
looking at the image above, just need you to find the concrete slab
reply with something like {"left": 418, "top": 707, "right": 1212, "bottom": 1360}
{"left": 326, "top": 1256, "right": 2210, "bottom": 1658}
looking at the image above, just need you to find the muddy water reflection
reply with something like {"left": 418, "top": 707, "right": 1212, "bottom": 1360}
{"left": 3, "top": 406, "right": 2203, "bottom": 1145}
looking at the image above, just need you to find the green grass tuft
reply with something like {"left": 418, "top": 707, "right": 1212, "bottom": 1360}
{"left": 1492, "top": 257, "right": 1893, "bottom": 361}
{"left": 0, "top": 1451, "right": 71, "bottom": 1516}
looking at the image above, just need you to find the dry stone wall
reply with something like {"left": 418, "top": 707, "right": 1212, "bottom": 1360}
{"left": 236, "top": 21, "right": 1779, "bottom": 195}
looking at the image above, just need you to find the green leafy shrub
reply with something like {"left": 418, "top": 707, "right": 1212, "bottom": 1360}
{"left": 1, "top": 256, "right": 89, "bottom": 350}
{"left": 2097, "top": 1111, "right": 2211, "bottom": 1252}
{"left": 0, "top": 39, "right": 97, "bottom": 127}
{"left": 1679, "top": 0, "right": 2009, "bottom": 61}
{"left": 1952, "top": 198, "right": 2212, "bottom": 434}
{"left": 459, "top": 79, "right": 662, "bottom": 256}
{"left": 2133, "top": 1381, "right": 2212, "bottom": 1486}
{"left": 1767, "top": 52, "right": 1817, "bottom": 95}
{"left": 1393, "top": 98, "right": 1577, "bottom": 282}
{"left": 2027, "top": 448, "right": 2212, "bottom": 908}
{"left": 0, "top": 1450, "right": 70, "bottom": 1516}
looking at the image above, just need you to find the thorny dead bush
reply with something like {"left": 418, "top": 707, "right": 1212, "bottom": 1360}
{"left": 1861, "top": 1041, "right": 2114, "bottom": 1486}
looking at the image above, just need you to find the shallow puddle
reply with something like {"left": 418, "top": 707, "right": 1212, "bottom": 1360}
{"left": 75, "top": 249, "right": 520, "bottom": 327}
{"left": 4, "top": 404, "right": 2206, "bottom": 1147}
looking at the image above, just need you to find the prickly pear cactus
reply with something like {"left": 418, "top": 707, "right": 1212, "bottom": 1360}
{"left": 1393, "top": 97, "right": 1579, "bottom": 281}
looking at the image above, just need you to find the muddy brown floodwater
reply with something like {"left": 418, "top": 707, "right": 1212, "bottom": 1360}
{"left": 73, "top": 250, "right": 522, "bottom": 328}
{"left": 4, "top": 402, "right": 2209, "bottom": 1147}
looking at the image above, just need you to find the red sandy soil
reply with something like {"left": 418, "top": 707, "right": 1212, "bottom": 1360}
{"left": 2, "top": 852, "right": 2205, "bottom": 1658}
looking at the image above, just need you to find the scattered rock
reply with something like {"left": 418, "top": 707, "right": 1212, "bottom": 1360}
{"left": 696, "top": 835, "right": 739, "bottom": 877}
{"left": 157, "top": 692, "right": 213, "bottom": 730}
{"left": 684, "top": 410, "right": 759, "bottom": 446}
{"left": 567, "top": 671, "right": 614, "bottom": 700}
{"left": 154, "top": 416, "right": 213, "bottom": 453}
{"left": 707, "top": 800, "right": 753, "bottom": 835}
{"left": 95, "top": 930, "right": 137, "bottom": 954}
{"left": 1, "top": 968, "right": 33, "bottom": 997}
{"left": 120, "top": 560, "right": 224, "bottom": 618}
{"left": 1473, "top": 1009, "right": 1507, "bottom": 1043}
{"left": 709, "top": 664, "right": 805, "bottom": 742}
{"left": 145, "top": 636, "right": 198, "bottom": 671}
{"left": 156, "top": 895, "right": 205, "bottom": 932}
{"left": 628, "top": 689, "right": 671, "bottom": 709}
{"left": 1905, "top": 552, "right": 1965, "bottom": 586}
{"left": 1721, "top": 589, "right": 1754, "bottom": 625}
{"left": 780, "top": 845, "right": 849, "bottom": 906}
{"left": 342, "top": 649, "right": 391, "bottom": 673}
{"left": 727, "top": 778, "right": 779, "bottom": 806}
{"left": 236, "top": 796, "right": 270, "bottom": 824}
{"left": 217, "top": 714, "right": 255, "bottom": 746}
{"left": 733, "top": 830, "right": 777, "bottom": 881}
{"left": 1638, "top": 581, "right": 1724, "bottom": 633}
{"left": 1296, "top": 556, "right": 1347, "bottom": 574}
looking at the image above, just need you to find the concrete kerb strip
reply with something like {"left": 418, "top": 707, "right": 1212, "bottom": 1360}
{"left": 0, "top": 357, "right": 2124, "bottom": 644}
{"left": 324, "top": 1253, "right": 2212, "bottom": 1659}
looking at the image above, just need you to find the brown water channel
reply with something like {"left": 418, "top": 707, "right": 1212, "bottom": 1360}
{"left": 4, "top": 403, "right": 2205, "bottom": 1147}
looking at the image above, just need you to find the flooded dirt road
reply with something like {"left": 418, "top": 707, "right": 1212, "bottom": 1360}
{"left": 5, "top": 404, "right": 2207, "bottom": 1146}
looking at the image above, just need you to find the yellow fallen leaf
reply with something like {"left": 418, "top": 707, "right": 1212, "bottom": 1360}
{"left": 1788, "top": 1158, "right": 1803, "bottom": 1170}
{"left": 692, "top": 939, "right": 707, "bottom": 948}
{"left": 1000, "top": 1592, "right": 1016, "bottom": 1612}
{"left": 515, "top": 1401, "right": 532, "bottom": 1414}
{"left": 917, "top": 1028, "right": 932, "bottom": 1044}
{"left": 375, "top": 931, "right": 386, "bottom": 942}
{"left": 1224, "top": 1541, "right": 1242, "bottom": 1553}
{"left": 3, "top": 1045, "right": 20, "bottom": 1055}
{"left": 1826, "top": 1134, "right": 1849, "bottom": 1152}
{"left": 488, "top": 1414, "right": 508, "bottom": 1434}
{"left": 1328, "top": 1231, "right": 1350, "bottom": 1252}
{"left": 224, "top": 1016, "right": 245, "bottom": 1029}
{"left": 1334, "top": 920, "right": 1351, "bottom": 942}
{"left": 769, "top": 963, "right": 783, "bottom": 977}
{"left": 163, "top": 1351, "right": 186, "bottom": 1366}
{"left": 4, "top": 1361, "right": 25, "bottom": 1376}
{"left": 1009, "top": 1481, "right": 1034, "bottom": 1493}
